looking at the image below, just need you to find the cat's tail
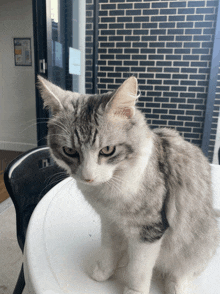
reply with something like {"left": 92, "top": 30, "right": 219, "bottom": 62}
{"left": 214, "top": 209, "right": 220, "bottom": 217}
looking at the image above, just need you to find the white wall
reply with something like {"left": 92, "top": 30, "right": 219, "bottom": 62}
{"left": 0, "top": 0, "right": 37, "bottom": 152}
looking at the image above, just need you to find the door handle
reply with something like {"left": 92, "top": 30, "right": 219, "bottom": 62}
{"left": 39, "top": 59, "right": 47, "bottom": 73}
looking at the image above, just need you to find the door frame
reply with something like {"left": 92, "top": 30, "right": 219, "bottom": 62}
{"left": 32, "top": 0, "right": 49, "bottom": 146}
{"left": 201, "top": 2, "right": 220, "bottom": 158}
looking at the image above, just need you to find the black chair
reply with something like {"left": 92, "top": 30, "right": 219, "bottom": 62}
{"left": 4, "top": 146, "right": 68, "bottom": 294}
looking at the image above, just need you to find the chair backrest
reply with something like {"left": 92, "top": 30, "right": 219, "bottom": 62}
{"left": 4, "top": 146, "right": 67, "bottom": 252}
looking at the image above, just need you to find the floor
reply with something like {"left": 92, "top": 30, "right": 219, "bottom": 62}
{"left": 0, "top": 149, "right": 23, "bottom": 204}
{"left": 0, "top": 198, "right": 23, "bottom": 294}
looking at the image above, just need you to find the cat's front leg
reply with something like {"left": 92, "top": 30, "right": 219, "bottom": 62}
{"left": 120, "top": 238, "right": 162, "bottom": 294}
{"left": 89, "top": 217, "right": 126, "bottom": 282}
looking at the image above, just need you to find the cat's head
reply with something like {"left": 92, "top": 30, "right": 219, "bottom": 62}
{"left": 38, "top": 76, "right": 149, "bottom": 186}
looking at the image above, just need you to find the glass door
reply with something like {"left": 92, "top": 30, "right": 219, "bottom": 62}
{"left": 47, "top": 0, "right": 85, "bottom": 93}
{"left": 33, "top": 0, "right": 85, "bottom": 145}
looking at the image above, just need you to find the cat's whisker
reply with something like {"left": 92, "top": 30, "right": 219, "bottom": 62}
{"left": 46, "top": 134, "right": 69, "bottom": 140}
{"left": 37, "top": 136, "right": 48, "bottom": 144}
{"left": 19, "top": 121, "right": 48, "bottom": 133}
{"left": 111, "top": 175, "right": 127, "bottom": 186}
{"left": 107, "top": 177, "right": 123, "bottom": 194}
{"left": 40, "top": 173, "right": 70, "bottom": 196}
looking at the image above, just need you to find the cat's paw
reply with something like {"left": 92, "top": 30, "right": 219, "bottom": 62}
{"left": 123, "top": 287, "right": 144, "bottom": 294}
{"left": 90, "top": 260, "right": 114, "bottom": 282}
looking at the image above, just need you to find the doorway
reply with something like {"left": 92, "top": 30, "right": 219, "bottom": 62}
{"left": 33, "top": 0, "right": 86, "bottom": 145}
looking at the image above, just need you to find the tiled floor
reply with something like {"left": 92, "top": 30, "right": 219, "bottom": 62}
{"left": 0, "top": 199, "right": 23, "bottom": 294}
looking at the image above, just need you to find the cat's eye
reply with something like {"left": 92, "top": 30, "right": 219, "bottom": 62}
{"left": 63, "top": 146, "right": 79, "bottom": 158}
{"left": 100, "top": 146, "right": 115, "bottom": 156}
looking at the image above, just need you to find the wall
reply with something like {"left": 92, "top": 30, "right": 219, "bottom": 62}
{"left": 0, "top": 0, "right": 37, "bottom": 152}
{"left": 86, "top": 0, "right": 219, "bottom": 162}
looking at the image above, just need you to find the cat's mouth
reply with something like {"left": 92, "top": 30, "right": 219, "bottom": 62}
{"left": 73, "top": 176, "right": 105, "bottom": 186}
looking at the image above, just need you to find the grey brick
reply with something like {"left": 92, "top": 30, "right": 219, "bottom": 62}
{"left": 196, "top": 7, "right": 214, "bottom": 14}
{"left": 142, "top": 36, "right": 157, "bottom": 41}
{"left": 152, "top": 2, "right": 168, "bottom": 8}
{"left": 168, "top": 29, "right": 184, "bottom": 34}
{"left": 202, "top": 40, "right": 214, "bottom": 49}
{"left": 133, "top": 29, "right": 149, "bottom": 35}
{"left": 189, "top": 86, "right": 205, "bottom": 92}
{"left": 183, "top": 55, "right": 199, "bottom": 60}
{"left": 143, "top": 9, "right": 158, "bottom": 15}
{"left": 143, "top": 23, "right": 157, "bottom": 28}
{"left": 195, "top": 22, "right": 213, "bottom": 28}
{"left": 126, "top": 10, "right": 142, "bottom": 16}
{"left": 187, "top": 15, "right": 203, "bottom": 21}
{"left": 170, "top": 1, "right": 186, "bottom": 8}
{"left": 191, "top": 62, "right": 208, "bottom": 67}
{"left": 159, "top": 36, "right": 175, "bottom": 41}
{"left": 155, "top": 86, "right": 170, "bottom": 91}
{"left": 185, "top": 29, "right": 202, "bottom": 34}
{"left": 151, "top": 29, "right": 166, "bottom": 35}
{"left": 173, "top": 74, "right": 188, "bottom": 79}
{"left": 101, "top": 4, "right": 116, "bottom": 9}
{"left": 118, "top": 3, "right": 132, "bottom": 9}
{"left": 158, "top": 49, "right": 173, "bottom": 54}
{"left": 157, "top": 61, "right": 172, "bottom": 66}
{"left": 149, "top": 42, "right": 165, "bottom": 47}
{"left": 188, "top": 1, "right": 205, "bottom": 7}
{"left": 160, "top": 9, "right": 177, "bottom": 14}
{"left": 177, "top": 22, "right": 194, "bottom": 28}
{"left": 184, "top": 42, "right": 201, "bottom": 48}
{"left": 166, "top": 42, "right": 182, "bottom": 47}
{"left": 181, "top": 80, "right": 196, "bottom": 85}
{"left": 134, "top": 3, "right": 150, "bottom": 9}
{"left": 178, "top": 8, "right": 195, "bottom": 14}
{"left": 134, "top": 16, "right": 149, "bottom": 22}
{"left": 164, "top": 68, "right": 180, "bottom": 73}
{"left": 169, "top": 121, "right": 184, "bottom": 126}
{"left": 174, "top": 61, "right": 190, "bottom": 66}
{"left": 176, "top": 36, "right": 192, "bottom": 41}
{"left": 194, "top": 35, "right": 211, "bottom": 41}
{"left": 169, "top": 15, "right": 185, "bottom": 21}
{"left": 149, "top": 55, "right": 164, "bottom": 60}
{"left": 171, "top": 86, "right": 187, "bottom": 91}
{"left": 117, "top": 17, "right": 132, "bottom": 22}
{"left": 175, "top": 49, "right": 190, "bottom": 54}
{"left": 166, "top": 55, "right": 181, "bottom": 60}
{"left": 159, "top": 22, "right": 175, "bottom": 28}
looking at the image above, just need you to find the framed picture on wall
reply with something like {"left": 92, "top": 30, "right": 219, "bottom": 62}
{"left": 14, "top": 38, "right": 32, "bottom": 66}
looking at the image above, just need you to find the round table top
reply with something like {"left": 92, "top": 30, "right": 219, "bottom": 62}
{"left": 24, "top": 165, "right": 220, "bottom": 294}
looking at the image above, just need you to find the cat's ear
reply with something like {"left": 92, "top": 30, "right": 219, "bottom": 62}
{"left": 37, "top": 75, "right": 66, "bottom": 113}
{"left": 107, "top": 76, "right": 139, "bottom": 119}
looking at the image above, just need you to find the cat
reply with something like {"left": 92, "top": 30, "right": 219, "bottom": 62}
{"left": 38, "top": 75, "right": 219, "bottom": 294}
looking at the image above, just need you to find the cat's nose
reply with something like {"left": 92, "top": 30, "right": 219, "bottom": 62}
{"left": 84, "top": 179, "right": 94, "bottom": 183}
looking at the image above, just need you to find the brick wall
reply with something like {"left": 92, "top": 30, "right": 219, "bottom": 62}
{"left": 86, "top": 0, "right": 219, "bottom": 162}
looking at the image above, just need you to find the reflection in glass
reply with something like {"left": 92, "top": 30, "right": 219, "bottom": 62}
{"left": 48, "top": 0, "right": 80, "bottom": 92}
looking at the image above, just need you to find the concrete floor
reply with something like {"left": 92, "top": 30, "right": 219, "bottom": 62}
{"left": 0, "top": 198, "right": 23, "bottom": 294}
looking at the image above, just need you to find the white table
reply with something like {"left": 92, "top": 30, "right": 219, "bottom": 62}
{"left": 23, "top": 165, "right": 220, "bottom": 294}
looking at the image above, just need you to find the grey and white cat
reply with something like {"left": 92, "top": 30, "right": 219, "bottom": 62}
{"left": 38, "top": 75, "right": 219, "bottom": 294}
